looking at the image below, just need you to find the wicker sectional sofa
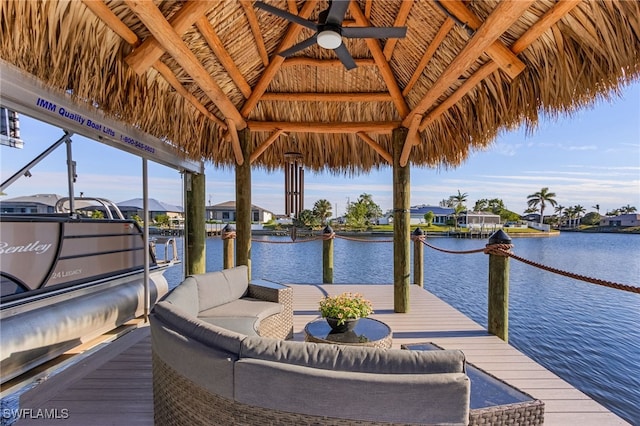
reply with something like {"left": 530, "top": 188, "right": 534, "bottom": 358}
{"left": 150, "top": 266, "right": 472, "bottom": 425}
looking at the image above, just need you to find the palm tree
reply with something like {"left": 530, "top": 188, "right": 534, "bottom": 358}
{"left": 620, "top": 204, "right": 637, "bottom": 214}
{"left": 554, "top": 205, "right": 565, "bottom": 228}
{"left": 592, "top": 204, "right": 600, "bottom": 214}
{"left": 573, "top": 205, "right": 586, "bottom": 227}
{"left": 450, "top": 190, "right": 468, "bottom": 208}
{"left": 312, "top": 199, "right": 332, "bottom": 225}
{"left": 564, "top": 206, "right": 575, "bottom": 227}
{"left": 526, "top": 187, "right": 558, "bottom": 224}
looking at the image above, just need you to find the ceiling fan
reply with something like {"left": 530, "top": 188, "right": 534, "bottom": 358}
{"left": 255, "top": 0, "right": 407, "bottom": 70}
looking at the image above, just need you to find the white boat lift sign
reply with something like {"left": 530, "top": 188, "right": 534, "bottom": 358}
{"left": 0, "top": 60, "right": 203, "bottom": 174}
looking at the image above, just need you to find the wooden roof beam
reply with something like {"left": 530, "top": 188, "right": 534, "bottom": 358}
{"left": 225, "top": 119, "right": 244, "bottom": 165}
{"left": 439, "top": 0, "right": 526, "bottom": 80}
{"left": 403, "top": 18, "right": 455, "bottom": 96}
{"left": 282, "top": 57, "right": 377, "bottom": 67}
{"left": 247, "top": 121, "right": 400, "bottom": 134}
{"left": 419, "top": 0, "right": 582, "bottom": 131}
{"left": 356, "top": 132, "right": 392, "bottom": 164}
{"left": 241, "top": 1, "right": 318, "bottom": 118}
{"left": 82, "top": 1, "right": 226, "bottom": 130}
{"left": 250, "top": 129, "right": 287, "bottom": 164}
{"left": 403, "top": 0, "right": 535, "bottom": 129}
{"left": 195, "top": 16, "right": 252, "bottom": 98}
{"left": 399, "top": 113, "right": 423, "bottom": 167}
{"left": 81, "top": 0, "right": 139, "bottom": 46}
{"left": 382, "top": 1, "right": 413, "bottom": 61}
{"left": 512, "top": 0, "right": 582, "bottom": 54}
{"left": 260, "top": 92, "right": 393, "bottom": 102}
{"left": 349, "top": 2, "right": 410, "bottom": 118}
{"left": 125, "top": 1, "right": 214, "bottom": 75}
{"left": 239, "top": 0, "right": 269, "bottom": 67}
{"left": 155, "top": 61, "right": 227, "bottom": 129}
{"left": 125, "top": 0, "right": 245, "bottom": 129}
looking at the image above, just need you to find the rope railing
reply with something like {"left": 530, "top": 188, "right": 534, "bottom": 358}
{"left": 418, "top": 238, "right": 639, "bottom": 294}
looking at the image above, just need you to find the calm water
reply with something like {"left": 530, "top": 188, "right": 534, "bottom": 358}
{"left": 163, "top": 232, "right": 640, "bottom": 424}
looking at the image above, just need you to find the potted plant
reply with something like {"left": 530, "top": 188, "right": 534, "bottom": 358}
{"left": 318, "top": 292, "right": 374, "bottom": 332}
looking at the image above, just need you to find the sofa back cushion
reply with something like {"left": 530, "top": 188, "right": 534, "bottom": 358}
{"left": 162, "top": 276, "right": 199, "bottom": 317}
{"left": 240, "top": 336, "right": 465, "bottom": 374}
{"left": 235, "top": 358, "right": 470, "bottom": 425}
{"left": 192, "top": 266, "right": 249, "bottom": 312}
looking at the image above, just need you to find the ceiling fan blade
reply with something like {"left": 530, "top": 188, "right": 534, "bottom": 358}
{"left": 325, "top": 0, "right": 350, "bottom": 25}
{"left": 255, "top": 2, "right": 318, "bottom": 31}
{"left": 279, "top": 35, "right": 318, "bottom": 57}
{"left": 333, "top": 43, "right": 357, "bottom": 70}
{"left": 342, "top": 26, "right": 408, "bottom": 39}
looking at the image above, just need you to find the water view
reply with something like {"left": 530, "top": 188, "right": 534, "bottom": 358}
{"left": 164, "top": 232, "right": 640, "bottom": 424}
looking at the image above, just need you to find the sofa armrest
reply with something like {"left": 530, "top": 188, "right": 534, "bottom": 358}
{"left": 247, "top": 280, "right": 293, "bottom": 340}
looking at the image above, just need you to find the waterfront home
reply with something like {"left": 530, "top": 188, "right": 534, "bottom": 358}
{"left": 409, "top": 205, "right": 454, "bottom": 225}
{"left": 0, "top": 193, "right": 62, "bottom": 214}
{"left": 206, "top": 200, "right": 274, "bottom": 224}
{"left": 600, "top": 214, "right": 640, "bottom": 228}
{"left": 117, "top": 198, "right": 183, "bottom": 222}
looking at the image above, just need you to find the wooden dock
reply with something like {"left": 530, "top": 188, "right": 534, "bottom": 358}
{"left": 9, "top": 284, "right": 628, "bottom": 425}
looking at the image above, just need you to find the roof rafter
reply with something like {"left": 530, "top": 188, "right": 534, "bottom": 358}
{"left": 247, "top": 121, "right": 399, "bottom": 134}
{"left": 125, "top": 0, "right": 214, "bottom": 75}
{"left": 400, "top": 0, "right": 535, "bottom": 165}
{"left": 356, "top": 132, "right": 392, "bottom": 164}
{"left": 418, "top": 0, "right": 582, "bottom": 132}
{"left": 382, "top": 0, "right": 413, "bottom": 61}
{"left": 124, "top": 0, "right": 245, "bottom": 129}
{"left": 349, "top": 1, "right": 410, "bottom": 118}
{"left": 403, "top": 18, "right": 455, "bottom": 96}
{"left": 250, "top": 129, "right": 287, "bottom": 164}
{"left": 82, "top": 0, "right": 226, "bottom": 130}
{"left": 239, "top": 0, "right": 269, "bottom": 67}
{"left": 260, "top": 92, "right": 393, "bottom": 102}
{"left": 195, "top": 16, "right": 252, "bottom": 98}
{"left": 241, "top": 0, "right": 318, "bottom": 118}
{"left": 439, "top": 0, "right": 526, "bottom": 81}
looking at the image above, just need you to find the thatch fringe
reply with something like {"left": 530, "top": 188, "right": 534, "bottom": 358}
{"left": 1, "top": 0, "right": 638, "bottom": 174}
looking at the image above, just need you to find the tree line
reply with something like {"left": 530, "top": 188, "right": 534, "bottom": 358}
{"left": 294, "top": 187, "right": 636, "bottom": 230}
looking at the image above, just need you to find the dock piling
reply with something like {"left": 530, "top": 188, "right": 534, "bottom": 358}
{"left": 486, "top": 230, "right": 512, "bottom": 342}
{"left": 412, "top": 227, "right": 424, "bottom": 287}
{"left": 322, "top": 225, "right": 334, "bottom": 283}
{"left": 222, "top": 224, "right": 236, "bottom": 269}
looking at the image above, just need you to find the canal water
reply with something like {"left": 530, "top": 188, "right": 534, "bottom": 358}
{"left": 163, "top": 232, "right": 640, "bottom": 424}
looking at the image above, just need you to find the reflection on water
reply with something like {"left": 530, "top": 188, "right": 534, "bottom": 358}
{"left": 163, "top": 232, "right": 640, "bottom": 423}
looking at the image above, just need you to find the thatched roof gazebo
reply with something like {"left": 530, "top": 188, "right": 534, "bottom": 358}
{"left": 1, "top": 0, "right": 639, "bottom": 309}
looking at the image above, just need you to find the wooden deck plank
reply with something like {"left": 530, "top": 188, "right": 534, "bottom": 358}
{"left": 12, "top": 283, "right": 627, "bottom": 426}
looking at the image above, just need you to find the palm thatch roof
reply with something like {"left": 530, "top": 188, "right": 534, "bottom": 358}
{"left": 1, "top": 0, "right": 638, "bottom": 174}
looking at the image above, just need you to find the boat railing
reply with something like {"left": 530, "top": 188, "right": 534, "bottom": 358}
{"left": 55, "top": 197, "right": 126, "bottom": 220}
{"left": 151, "top": 237, "right": 180, "bottom": 264}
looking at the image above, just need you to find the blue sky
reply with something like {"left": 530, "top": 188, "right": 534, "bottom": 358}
{"left": 2, "top": 81, "right": 638, "bottom": 217}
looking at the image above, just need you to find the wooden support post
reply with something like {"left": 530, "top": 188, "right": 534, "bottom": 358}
{"left": 392, "top": 127, "right": 410, "bottom": 312}
{"left": 235, "top": 128, "right": 252, "bottom": 280}
{"left": 412, "top": 228, "right": 424, "bottom": 287}
{"left": 322, "top": 225, "right": 335, "bottom": 284}
{"left": 185, "top": 171, "right": 206, "bottom": 275}
{"left": 486, "top": 230, "right": 513, "bottom": 342}
{"left": 222, "top": 224, "right": 236, "bottom": 269}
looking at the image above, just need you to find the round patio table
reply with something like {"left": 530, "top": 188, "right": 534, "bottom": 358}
{"left": 304, "top": 318, "right": 392, "bottom": 349}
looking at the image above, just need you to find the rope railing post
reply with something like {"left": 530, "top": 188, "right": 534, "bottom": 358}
{"left": 322, "top": 225, "right": 335, "bottom": 284}
{"left": 486, "top": 230, "right": 513, "bottom": 342}
{"left": 411, "top": 227, "right": 425, "bottom": 287}
{"left": 222, "top": 224, "right": 236, "bottom": 269}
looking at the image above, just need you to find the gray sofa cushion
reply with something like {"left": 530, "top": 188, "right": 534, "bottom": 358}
{"left": 240, "top": 336, "right": 465, "bottom": 374}
{"left": 150, "top": 317, "right": 237, "bottom": 399}
{"left": 153, "top": 301, "right": 245, "bottom": 354}
{"left": 161, "top": 276, "right": 199, "bottom": 317}
{"left": 200, "top": 317, "right": 259, "bottom": 336}
{"left": 193, "top": 265, "right": 249, "bottom": 312}
{"left": 235, "top": 357, "right": 470, "bottom": 425}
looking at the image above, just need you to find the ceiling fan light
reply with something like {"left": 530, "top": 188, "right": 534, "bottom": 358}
{"left": 317, "top": 30, "right": 342, "bottom": 49}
